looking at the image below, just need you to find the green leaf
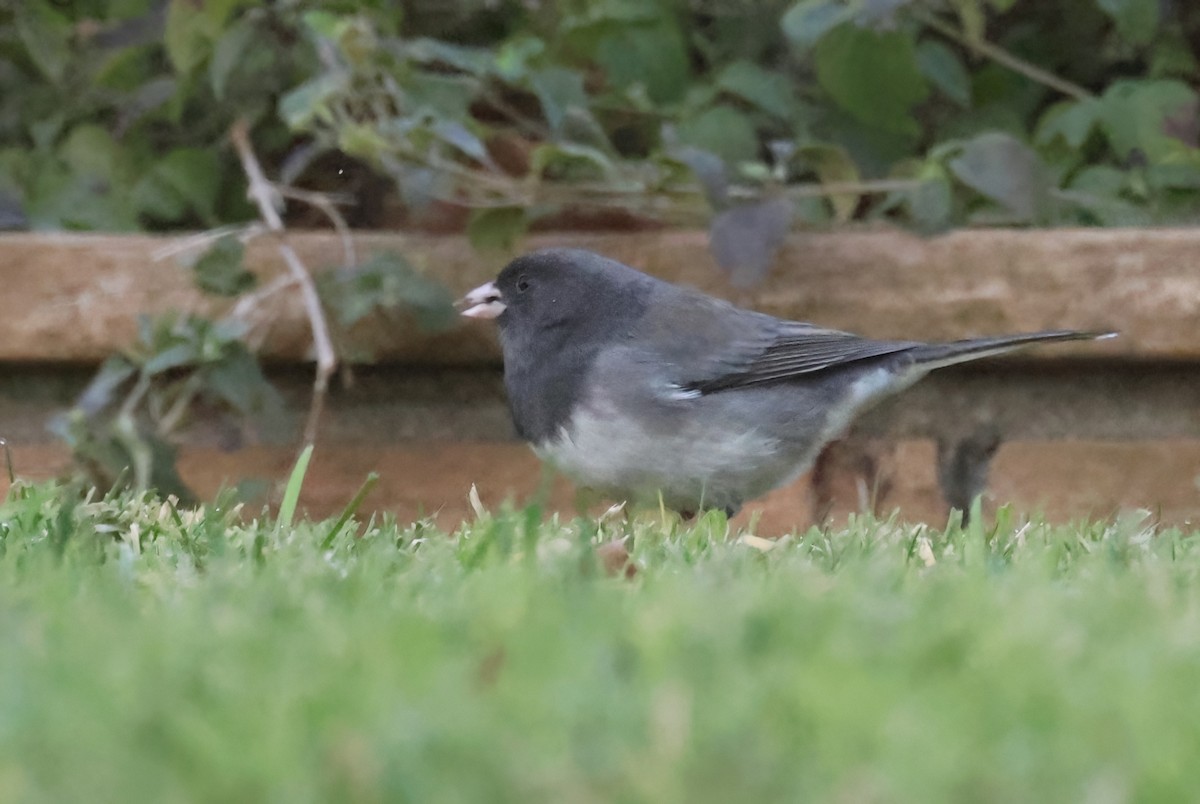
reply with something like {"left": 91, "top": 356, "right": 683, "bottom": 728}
{"left": 496, "top": 35, "right": 545, "bottom": 82}
{"left": 279, "top": 75, "right": 346, "bottom": 130}
{"left": 799, "top": 144, "right": 861, "bottom": 221}
{"left": 781, "top": 0, "right": 854, "bottom": 53}
{"left": 676, "top": 106, "right": 760, "bottom": 167}
{"left": 210, "top": 17, "right": 257, "bottom": 100}
{"left": 1099, "top": 80, "right": 1198, "bottom": 161}
{"left": 405, "top": 38, "right": 494, "bottom": 76}
{"left": 530, "top": 68, "right": 589, "bottom": 133}
{"left": 715, "top": 61, "right": 800, "bottom": 121}
{"left": 405, "top": 73, "right": 476, "bottom": 121}
{"left": 430, "top": 120, "right": 495, "bottom": 168}
{"left": 165, "top": 0, "right": 215, "bottom": 75}
{"left": 1096, "top": 0, "right": 1159, "bottom": 46}
{"left": 1063, "top": 165, "right": 1150, "bottom": 226}
{"left": 1035, "top": 99, "right": 1103, "bottom": 149}
{"left": 467, "top": 207, "right": 528, "bottom": 253}
{"left": 206, "top": 346, "right": 282, "bottom": 417}
{"left": 709, "top": 196, "right": 794, "bottom": 288}
{"left": 76, "top": 357, "right": 137, "bottom": 416}
{"left": 814, "top": 25, "right": 928, "bottom": 135}
{"left": 59, "top": 125, "right": 128, "bottom": 184}
{"left": 530, "top": 143, "right": 614, "bottom": 181}
{"left": 191, "top": 235, "right": 255, "bottom": 297}
{"left": 142, "top": 343, "right": 201, "bottom": 375}
{"left": 907, "top": 163, "right": 954, "bottom": 231}
{"left": 320, "top": 252, "right": 457, "bottom": 333}
{"left": 947, "top": 132, "right": 1047, "bottom": 221}
{"left": 16, "top": 5, "right": 71, "bottom": 84}
{"left": 140, "top": 149, "right": 223, "bottom": 226}
{"left": 916, "top": 40, "right": 971, "bottom": 108}
{"left": 594, "top": 20, "right": 689, "bottom": 104}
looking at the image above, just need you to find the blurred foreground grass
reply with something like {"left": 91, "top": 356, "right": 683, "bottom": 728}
{"left": 1, "top": 479, "right": 1199, "bottom": 803}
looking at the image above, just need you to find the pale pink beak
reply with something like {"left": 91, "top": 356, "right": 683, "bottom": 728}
{"left": 457, "top": 281, "right": 506, "bottom": 319}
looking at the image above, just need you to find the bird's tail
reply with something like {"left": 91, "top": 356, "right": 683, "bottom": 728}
{"left": 906, "top": 329, "right": 1117, "bottom": 372}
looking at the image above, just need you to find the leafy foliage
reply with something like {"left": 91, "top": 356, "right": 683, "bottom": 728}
{"left": 4, "top": 0, "right": 1198, "bottom": 245}
{"left": 52, "top": 311, "right": 283, "bottom": 501}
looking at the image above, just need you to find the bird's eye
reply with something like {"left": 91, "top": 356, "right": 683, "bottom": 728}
{"left": 517, "top": 277, "right": 530, "bottom": 292}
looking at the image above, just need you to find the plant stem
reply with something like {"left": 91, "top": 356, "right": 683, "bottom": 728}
{"left": 229, "top": 119, "right": 336, "bottom": 448}
{"left": 916, "top": 9, "right": 1093, "bottom": 102}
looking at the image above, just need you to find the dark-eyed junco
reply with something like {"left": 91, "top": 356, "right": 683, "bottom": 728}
{"left": 459, "top": 248, "right": 1114, "bottom": 517}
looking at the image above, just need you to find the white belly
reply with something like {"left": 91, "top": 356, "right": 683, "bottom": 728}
{"left": 534, "top": 406, "right": 795, "bottom": 512}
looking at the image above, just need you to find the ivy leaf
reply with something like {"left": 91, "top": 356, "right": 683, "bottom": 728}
{"left": 210, "top": 17, "right": 257, "bottom": 100}
{"left": 676, "top": 105, "right": 760, "bottom": 167}
{"left": 1064, "top": 165, "right": 1150, "bottom": 226}
{"left": 709, "top": 196, "right": 794, "bottom": 288}
{"left": 1035, "top": 98, "right": 1102, "bottom": 149}
{"left": 142, "top": 343, "right": 201, "bottom": 376}
{"left": 467, "top": 207, "right": 528, "bottom": 253}
{"left": 76, "top": 357, "right": 137, "bottom": 416}
{"left": 16, "top": 4, "right": 71, "bottom": 84}
{"left": 430, "top": 120, "right": 497, "bottom": 169}
{"left": 916, "top": 40, "right": 971, "bottom": 108}
{"left": 530, "top": 143, "right": 614, "bottom": 181}
{"left": 594, "top": 20, "right": 689, "bottom": 104}
{"left": 320, "top": 252, "right": 457, "bottom": 333}
{"left": 165, "top": 0, "right": 215, "bottom": 75}
{"left": 1099, "top": 80, "right": 1198, "bottom": 161}
{"left": 155, "top": 149, "right": 222, "bottom": 225}
{"left": 781, "top": 0, "right": 854, "bottom": 53}
{"left": 205, "top": 346, "right": 283, "bottom": 417}
{"left": 530, "top": 68, "right": 589, "bottom": 133}
{"left": 405, "top": 73, "right": 476, "bottom": 120}
{"left": 907, "top": 163, "right": 954, "bottom": 232}
{"left": 948, "top": 132, "right": 1047, "bottom": 221}
{"left": 279, "top": 75, "right": 346, "bottom": 130}
{"left": 404, "top": 38, "right": 494, "bottom": 75}
{"left": 716, "top": 61, "right": 800, "bottom": 121}
{"left": 1096, "top": 0, "right": 1159, "bottom": 46}
{"left": 814, "top": 25, "right": 929, "bottom": 135}
{"left": 495, "top": 35, "right": 546, "bottom": 82}
{"left": 191, "top": 235, "right": 255, "bottom": 297}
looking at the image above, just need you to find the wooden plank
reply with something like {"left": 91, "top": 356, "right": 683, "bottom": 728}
{"left": 6, "top": 439, "right": 1199, "bottom": 533}
{"left": 2, "top": 363, "right": 1197, "bottom": 447}
{"left": 0, "top": 228, "right": 1192, "bottom": 363}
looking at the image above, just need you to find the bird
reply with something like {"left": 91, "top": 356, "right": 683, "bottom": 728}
{"left": 458, "top": 248, "right": 1114, "bottom": 519}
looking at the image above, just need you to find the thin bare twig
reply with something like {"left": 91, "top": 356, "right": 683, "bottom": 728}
{"left": 151, "top": 223, "right": 266, "bottom": 262}
{"left": 916, "top": 8, "right": 1093, "bottom": 102}
{"left": 229, "top": 119, "right": 336, "bottom": 447}
{"left": 276, "top": 186, "right": 358, "bottom": 267}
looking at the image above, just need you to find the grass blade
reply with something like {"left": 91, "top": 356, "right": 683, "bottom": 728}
{"left": 321, "top": 471, "right": 379, "bottom": 550}
{"left": 276, "top": 444, "right": 313, "bottom": 534}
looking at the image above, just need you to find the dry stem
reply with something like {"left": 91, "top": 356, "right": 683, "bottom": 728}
{"left": 229, "top": 119, "right": 336, "bottom": 447}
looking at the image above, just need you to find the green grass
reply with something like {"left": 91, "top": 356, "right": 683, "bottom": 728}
{"left": 2, "top": 480, "right": 1200, "bottom": 803}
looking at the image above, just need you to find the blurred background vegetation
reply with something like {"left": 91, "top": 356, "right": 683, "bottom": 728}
{"left": 1, "top": 0, "right": 1195, "bottom": 496}
{"left": 3, "top": 0, "right": 1198, "bottom": 246}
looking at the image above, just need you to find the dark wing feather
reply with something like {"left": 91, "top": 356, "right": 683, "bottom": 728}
{"left": 685, "top": 322, "right": 921, "bottom": 393}
{"left": 627, "top": 283, "right": 921, "bottom": 394}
